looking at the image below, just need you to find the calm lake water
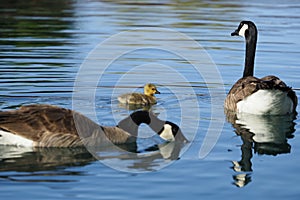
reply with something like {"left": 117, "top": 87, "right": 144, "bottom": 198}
{"left": 1, "top": 0, "right": 300, "bottom": 199}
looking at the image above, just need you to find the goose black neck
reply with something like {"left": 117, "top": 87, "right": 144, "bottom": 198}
{"left": 133, "top": 111, "right": 165, "bottom": 133}
{"left": 243, "top": 25, "right": 257, "bottom": 77}
{"left": 117, "top": 111, "right": 188, "bottom": 142}
{"left": 117, "top": 111, "right": 164, "bottom": 136}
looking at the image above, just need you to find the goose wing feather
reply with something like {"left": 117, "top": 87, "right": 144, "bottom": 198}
{"left": 225, "top": 76, "right": 297, "bottom": 112}
{"left": 261, "top": 75, "right": 298, "bottom": 111}
{"left": 0, "top": 104, "right": 101, "bottom": 144}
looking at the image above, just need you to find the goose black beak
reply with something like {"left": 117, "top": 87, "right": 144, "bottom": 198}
{"left": 176, "top": 129, "right": 189, "bottom": 143}
{"left": 155, "top": 90, "right": 161, "bottom": 94}
{"left": 231, "top": 29, "right": 239, "bottom": 36}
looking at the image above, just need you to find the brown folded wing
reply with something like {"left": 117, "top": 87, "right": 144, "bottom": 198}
{"left": 0, "top": 104, "right": 101, "bottom": 147}
{"left": 225, "top": 75, "right": 297, "bottom": 112}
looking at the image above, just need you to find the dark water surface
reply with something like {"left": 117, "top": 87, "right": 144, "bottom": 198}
{"left": 1, "top": 0, "right": 300, "bottom": 199}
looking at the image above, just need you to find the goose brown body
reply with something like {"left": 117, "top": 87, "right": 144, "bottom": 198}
{"left": 0, "top": 104, "right": 187, "bottom": 147}
{"left": 225, "top": 75, "right": 297, "bottom": 113}
{"left": 0, "top": 104, "right": 132, "bottom": 147}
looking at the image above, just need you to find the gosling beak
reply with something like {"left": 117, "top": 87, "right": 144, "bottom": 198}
{"left": 231, "top": 29, "right": 239, "bottom": 36}
{"left": 155, "top": 90, "right": 161, "bottom": 94}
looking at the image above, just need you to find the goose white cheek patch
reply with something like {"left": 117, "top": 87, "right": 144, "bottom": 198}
{"left": 159, "top": 124, "right": 175, "bottom": 141}
{"left": 239, "top": 24, "right": 249, "bottom": 37}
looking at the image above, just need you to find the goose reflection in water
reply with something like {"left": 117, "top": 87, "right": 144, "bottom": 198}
{"left": 0, "top": 140, "right": 186, "bottom": 181}
{"left": 226, "top": 111, "right": 296, "bottom": 187}
{"left": 0, "top": 110, "right": 188, "bottom": 182}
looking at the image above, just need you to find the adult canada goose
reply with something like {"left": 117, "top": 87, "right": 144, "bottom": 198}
{"left": 225, "top": 21, "right": 297, "bottom": 115}
{"left": 118, "top": 83, "right": 160, "bottom": 105}
{"left": 0, "top": 104, "right": 188, "bottom": 147}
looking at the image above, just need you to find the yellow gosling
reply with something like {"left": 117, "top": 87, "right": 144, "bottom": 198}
{"left": 118, "top": 83, "right": 160, "bottom": 105}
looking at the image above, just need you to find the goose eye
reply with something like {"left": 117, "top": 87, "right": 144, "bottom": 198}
{"left": 245, "top": 29, "right": 249, "bottom": 36}
{"left": 172, "top": 127, "right": 178, "bottom": 134}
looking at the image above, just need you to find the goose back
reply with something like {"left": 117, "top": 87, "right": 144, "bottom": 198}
{"left": 225, "top": 76, "right": 297, "bottom": 114}
{"left": 0, "top": 104, "right": 131, "bottom": 147}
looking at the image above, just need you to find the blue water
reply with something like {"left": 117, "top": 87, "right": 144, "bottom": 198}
{"left": 1, "top": 0, "right": 300, "bottom": 199}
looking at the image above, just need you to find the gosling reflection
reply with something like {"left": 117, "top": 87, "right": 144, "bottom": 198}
{"left": 226, "top": 111, "right": 296, "bottom": 187}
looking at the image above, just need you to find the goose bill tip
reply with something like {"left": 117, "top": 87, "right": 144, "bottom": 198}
{"left": 231, "top": 31, "right": 239, "bottom": 36}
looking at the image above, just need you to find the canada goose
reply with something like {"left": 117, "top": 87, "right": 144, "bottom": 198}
{"left": 225, "top": 21, "right": 297, "bottom": 115}
{"left": 0, "top": 104, "right": 188, "bottom": 147}
{"left": 118, "top": 83, "right": 160, "bottom": 105}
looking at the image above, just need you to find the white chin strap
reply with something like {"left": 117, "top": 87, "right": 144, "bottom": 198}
{"left": 159, "top": 124, "right": 175, "bottom": 141}
{"left": 239, "top": 24, "right": 249, "bottom": 37}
